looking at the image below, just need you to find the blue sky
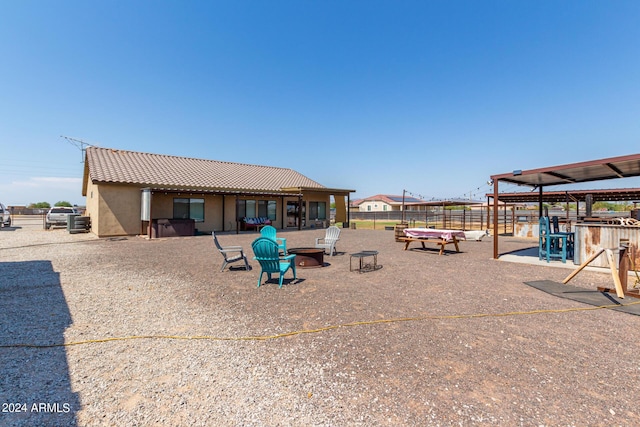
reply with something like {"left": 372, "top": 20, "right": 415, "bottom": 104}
{"left": 1, "top": 1, "right": 639, "bottom": 206}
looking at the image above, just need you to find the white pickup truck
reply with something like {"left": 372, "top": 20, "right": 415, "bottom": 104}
{"left": 45, "top": 207, "right": 78, "bottom": 229}
{"left": 0, "top": 203, "right": 10, "bottom": 227}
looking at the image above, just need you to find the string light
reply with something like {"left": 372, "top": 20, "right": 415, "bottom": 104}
{"left": 404, "top": 180, "right": 531, "bottom": 204}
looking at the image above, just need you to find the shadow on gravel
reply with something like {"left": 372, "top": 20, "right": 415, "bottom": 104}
{"left": 0, "top": 260, "right": 80, "bottom": 426}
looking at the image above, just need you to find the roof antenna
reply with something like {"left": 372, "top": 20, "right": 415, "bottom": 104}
{"left": 60, "top": 136, "right": 97, "bottom": 162}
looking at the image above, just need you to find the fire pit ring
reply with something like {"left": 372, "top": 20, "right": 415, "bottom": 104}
{"left": 288, "top": 248, "right": 325, "bottom": 268}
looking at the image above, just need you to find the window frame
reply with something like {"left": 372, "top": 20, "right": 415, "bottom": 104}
{"left": 237, "top": 199, "right": 277, "bottom": 220}
{"left": 173, "top": 197, "right": 205, "bottom": 222}
{"left": 309, "top": 201, "right": 327, "bottom": 220}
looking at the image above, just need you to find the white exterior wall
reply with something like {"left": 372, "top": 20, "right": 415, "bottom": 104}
{"left": 359, "top": 201, "right": 395, "bottom": 212}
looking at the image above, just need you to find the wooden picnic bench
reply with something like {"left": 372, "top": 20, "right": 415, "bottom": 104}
{"left": 397, "top": 236, "right": 461, "bottom": 255}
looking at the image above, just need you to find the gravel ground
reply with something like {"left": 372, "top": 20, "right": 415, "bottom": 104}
{"left": 1, "top": 217, "right": 640, "bottom": 426}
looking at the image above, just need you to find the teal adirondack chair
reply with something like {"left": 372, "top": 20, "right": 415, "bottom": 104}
{"left": 260, "top": 225, "right": 287, "bottom": 254}
{"left": 251, "top": 237, "right": 297, "bottom": 288}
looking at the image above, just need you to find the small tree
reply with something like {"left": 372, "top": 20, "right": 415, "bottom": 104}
{"left": 29, "top": 202, "right": 51, "bottom": 209}
{"left": 54, "top": 201, "right": 73, "bottom": 207}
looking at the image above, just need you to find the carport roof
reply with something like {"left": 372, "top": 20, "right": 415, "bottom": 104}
{"left": 489, "top": 188, "right": 640, "bottom": 204}
{"left": 490, "top": 153, "right": 640, "bottom": 187}
{"left": 490, "top": 153, "right": 640, "bottom": 259}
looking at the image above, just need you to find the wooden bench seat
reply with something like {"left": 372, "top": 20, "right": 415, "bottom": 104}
{"left": 397, "top": 236, "right": 461, "bottom": 255}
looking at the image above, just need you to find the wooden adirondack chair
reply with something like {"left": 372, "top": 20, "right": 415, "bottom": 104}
{"left": 251, "top": 237, "right": 297, "bottom": 288}
{"left": 212, "top": 231, "right": 250, "bottom": 272}
{"left": 315, "top": 226, "right": 341, "bottom": 256}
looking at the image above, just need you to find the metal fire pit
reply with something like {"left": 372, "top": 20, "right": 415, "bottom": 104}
{"left": 288, "top": 248, "right": 325, "bottom": 268}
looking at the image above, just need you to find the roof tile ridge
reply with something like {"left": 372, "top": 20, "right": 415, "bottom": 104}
{"left": 89, "top": 146, "right": 302, "bottom": 171}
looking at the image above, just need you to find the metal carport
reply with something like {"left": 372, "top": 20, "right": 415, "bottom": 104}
{"left": 489, "top": 153, "right": 640, "bottom": 259}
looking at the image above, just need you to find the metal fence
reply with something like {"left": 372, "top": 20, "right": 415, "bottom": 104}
{"left": 349, "top": 209, "right": 497, "bottom": 231}
{"left": 348, "top": 208, "right": 634, "bottom": 234}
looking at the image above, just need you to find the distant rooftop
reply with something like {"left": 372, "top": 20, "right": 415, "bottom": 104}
{"left": 355, "top": 194, "right": 426, "bottom": 205}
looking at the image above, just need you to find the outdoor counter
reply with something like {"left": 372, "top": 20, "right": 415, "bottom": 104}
{"left": 573, "top": 223, "right": 640, "bottom": 268}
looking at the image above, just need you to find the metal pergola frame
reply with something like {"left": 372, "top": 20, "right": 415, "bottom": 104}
{"left": 489, "top": 153, "right": 640, "bottom": 259}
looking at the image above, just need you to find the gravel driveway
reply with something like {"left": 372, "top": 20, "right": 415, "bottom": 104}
{"left": 1, "top": 217, "right": 639, "bottom": 426}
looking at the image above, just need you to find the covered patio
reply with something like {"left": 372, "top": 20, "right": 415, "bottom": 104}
{"left": 490, "top": 153, "right": 640, "bottom": 260}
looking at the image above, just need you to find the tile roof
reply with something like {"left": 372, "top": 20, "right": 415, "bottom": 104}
{"left": 85, "top": 147, "right": 326, "bottom": 192}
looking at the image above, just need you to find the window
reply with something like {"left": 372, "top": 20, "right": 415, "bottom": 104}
{"left": 367, "top": 205, "right": 371, "bottom": 211}
{"left": 237, "top": 199, "right": 277, "bottom": 220}
{"left": 267, "top": 200, "right": 276, "bottom": 219}
{"left": 246, "top": 200, "right": 256, "bottom": 218}
{"left": 257, "top": 200, "right": 267, "bottom": 217}
{"left": 309, "top": 201, "right": 327, "bottom": 220}
{"left": 383, "top": 205, "right": 387, "bottom": 211}
{"left": 173, "top": 198, "right": 204, "bottom": 222}
{"left": 257, "top": 200, "right": 277, "bottom": 219}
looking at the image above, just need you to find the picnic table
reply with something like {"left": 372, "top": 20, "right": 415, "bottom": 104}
{"left": 398, "top": 228, "right": 466, "bottom": 255}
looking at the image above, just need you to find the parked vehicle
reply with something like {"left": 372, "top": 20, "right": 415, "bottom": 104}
{"left": 0, "top": 203, "right": 10, "bottom": 227}
{"left": 45, "top": 207, "right": 78, "bottom": 229}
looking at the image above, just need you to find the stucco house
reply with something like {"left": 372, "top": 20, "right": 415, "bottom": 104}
{"left": 353, "top": 194, "right": 428, "bottom": 212}
{"left": 82, "top": 147, "right": 354, "bottom": 237}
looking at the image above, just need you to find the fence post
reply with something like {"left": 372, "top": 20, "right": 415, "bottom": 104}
{"left": 503, "top": 205, "right": 507, "bottom": 235}
{"left": 511, "top": 208, "right": 515, "bottom": 235}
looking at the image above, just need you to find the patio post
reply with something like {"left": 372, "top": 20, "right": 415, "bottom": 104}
{"left": 492, "top": 179, "right": 499, "bottom": 259}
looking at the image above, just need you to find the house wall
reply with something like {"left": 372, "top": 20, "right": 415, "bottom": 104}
{"left": 223, "top": 195, "right": 237, "bottom": 231}
{"left": 87, "top": 182, "right": 142, "bottom": 237}
{"left": 150, "top": 193, "right": 225, "bottom": 234}
{"left": 302, "top": 191, "right": 332, "bottom": 228}
{"left": 234, "top": 195, "right": 285, "bottom": 230}
{"left": 86, "top": 181, "right": 334, "bottom": 237}
{"left": 359, "top": 201, "right": 395, "bottom": 212}
{"left": 85, "top": 179, "right": 100, "bottom": 233}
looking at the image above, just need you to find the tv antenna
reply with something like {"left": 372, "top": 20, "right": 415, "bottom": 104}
{"left": 60, "top": 136, "right": 97, "bottom": 162}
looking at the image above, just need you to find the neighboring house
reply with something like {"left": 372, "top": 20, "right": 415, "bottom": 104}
{"left": 353, "top": 194, "right": 428, "bottom": 212}
{"left": 82, "top": 147, "right": 354, "bottom": 237}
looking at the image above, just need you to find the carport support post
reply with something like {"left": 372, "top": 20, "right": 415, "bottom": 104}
{"left": 236, "top": 195, "right": 239, "bottom": 234}
{"left": 492, "top": 179, "right": 499, "bottom": 259}
{"left": 148, "top": 191, "right": 154, "bottom": 240}
{"left": 347, "top": 193, "right": 351, "bottom": 228}
{"left": 538, "top": 186, "right": 543, "bottom": 218}
{"left": 298, "top": 195, "right": 302, "bottom": 230}
{"left": 486, "top": 196, "right": 490, "bottom": 233}
{"left": 503, "top": 204, "right": 507, "bottom": 234}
